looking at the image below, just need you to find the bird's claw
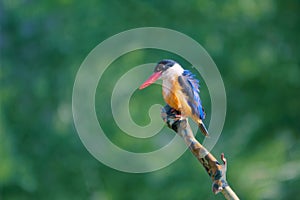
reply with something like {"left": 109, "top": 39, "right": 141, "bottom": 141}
{"left": 161, "top": 105, "right": 183, "bottom": 132}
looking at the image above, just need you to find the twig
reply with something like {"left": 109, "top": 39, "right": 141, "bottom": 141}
{"left": 161, "top": 105, "right": 240, "bottom": 200}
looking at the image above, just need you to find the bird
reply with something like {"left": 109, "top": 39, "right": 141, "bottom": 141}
{"left": 139, "top": 59, "right": 209, "bottom": 136}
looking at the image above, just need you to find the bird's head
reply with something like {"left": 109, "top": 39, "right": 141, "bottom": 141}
{"left": 139, "top": 59, "right": 183, "bottom": 89}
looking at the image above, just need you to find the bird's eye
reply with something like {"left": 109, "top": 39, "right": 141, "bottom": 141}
{"left": 155, "top": 62, "right": 172, "bottom": 72}
{"left": 155, "top": 64, "right": 164, "bottom": 72}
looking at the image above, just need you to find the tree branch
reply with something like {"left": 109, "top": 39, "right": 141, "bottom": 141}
{"left": 161, "top": 105, "right": 240, "bottom": 200}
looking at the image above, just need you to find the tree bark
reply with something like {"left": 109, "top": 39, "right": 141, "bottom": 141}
{"left": 161, "top": 105, "right": 240, "bottom": 200}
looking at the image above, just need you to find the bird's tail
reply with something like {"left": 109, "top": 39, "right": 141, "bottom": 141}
{"left": 198, "top": 121, "right": 209, "bottom": 137}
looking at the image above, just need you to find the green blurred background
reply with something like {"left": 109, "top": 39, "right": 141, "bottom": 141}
{"left": 1, "top": 0, "right": 300, "bottom": 199}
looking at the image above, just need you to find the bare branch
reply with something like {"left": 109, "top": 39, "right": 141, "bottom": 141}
{"left": 161, "top": 105, "right": 240, "bottom": 200}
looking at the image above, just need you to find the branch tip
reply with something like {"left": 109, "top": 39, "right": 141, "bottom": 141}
{"left": 161, "top": 105, "right": 239, "bottom": 199}
{"left": 221, "top": 153, "right": 227, "bottom": 165}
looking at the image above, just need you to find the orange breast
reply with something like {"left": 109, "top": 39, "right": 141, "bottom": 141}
{"left": 163, "top": 89, "right": 181, "bottom": 110}
{"left": 162, "top": 78, "right": 192, "bottom": 116}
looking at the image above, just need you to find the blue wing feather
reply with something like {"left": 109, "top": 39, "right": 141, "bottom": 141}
{"left": 182, "top": 70, "right": 205, "bottom": 119}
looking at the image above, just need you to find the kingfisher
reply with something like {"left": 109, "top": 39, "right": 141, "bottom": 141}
{"left": 139, "top": 59, "right": 209, "bottom": 136}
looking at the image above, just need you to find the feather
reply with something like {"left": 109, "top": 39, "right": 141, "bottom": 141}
{"left": 179, "top": 70, "right": 205, "bottom": 120}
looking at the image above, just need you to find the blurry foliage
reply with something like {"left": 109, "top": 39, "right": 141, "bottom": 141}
{"left": 1, "top": 0, "right": 300, "bottom": 199}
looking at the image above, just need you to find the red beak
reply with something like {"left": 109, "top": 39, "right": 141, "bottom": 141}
{"left": 139, "top": 72, "right": 162, "bottom": 89}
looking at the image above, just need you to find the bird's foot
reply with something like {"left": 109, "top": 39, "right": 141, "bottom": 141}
{"left": 161, "top": 105, "right": 183, "bottom": 132}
